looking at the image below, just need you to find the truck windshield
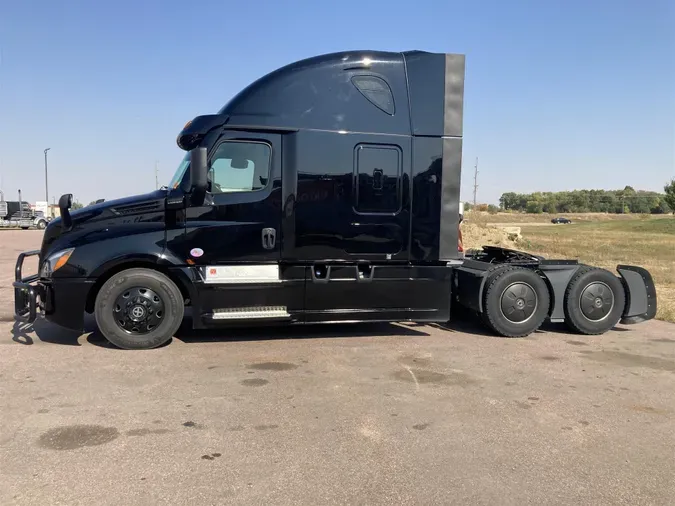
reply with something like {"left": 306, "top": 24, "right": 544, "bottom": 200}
{"left": 168, "top": 152, "right": 190, "bottom": 189}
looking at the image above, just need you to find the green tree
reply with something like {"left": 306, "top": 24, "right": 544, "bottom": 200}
{"left": 526, "top": 200, "right": 543, "bottom": 214}
{"left": 542, "top": 201, "right": 557, "bottom": 214}
{"left": 499, "top": 187, "right": 671, "bottom": 215}
{"left": 653, "top": 199, "right": 672, "bottom": 214}
{"left": 499, "top": 192, "right": 519, "bottom": 211}
{"left": 664, "top": 179, "right": 675, "bottom": 213}
{"left": 71, "top": 202, "right": 83, "bottom": 210}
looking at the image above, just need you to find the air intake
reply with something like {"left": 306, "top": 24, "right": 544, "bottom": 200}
{"left": 111, "top": 201, "right": 162, "bottom": 216}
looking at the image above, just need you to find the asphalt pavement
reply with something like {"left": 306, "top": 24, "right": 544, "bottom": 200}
{"left": 1, "top": 231, "right": 674, "bottom": 505}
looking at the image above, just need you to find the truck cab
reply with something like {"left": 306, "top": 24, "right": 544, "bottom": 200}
{"left": 14, "top": 50, "right": 657, "bottom": 349}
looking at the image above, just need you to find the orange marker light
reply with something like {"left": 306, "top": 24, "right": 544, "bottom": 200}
{"left": 53, "top": 249, "right": 74, "bottom": 272}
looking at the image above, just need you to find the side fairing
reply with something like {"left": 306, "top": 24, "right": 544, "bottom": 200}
{"left": 404, "top": 52, "right": 465, "bottom": 262}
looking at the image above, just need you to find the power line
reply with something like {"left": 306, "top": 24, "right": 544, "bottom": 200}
{"left": 472, "top": 157, "right": 479, "bottom": 207}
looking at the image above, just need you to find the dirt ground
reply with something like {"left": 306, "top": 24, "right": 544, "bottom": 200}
{"left": 2, "top": 230, "right": 675, "bottom": 505}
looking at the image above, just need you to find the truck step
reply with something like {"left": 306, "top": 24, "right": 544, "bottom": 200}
{"left": 210, "top": 306, "right": 290, "bottom": 320}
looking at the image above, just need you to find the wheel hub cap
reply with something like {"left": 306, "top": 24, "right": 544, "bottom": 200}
{"left": 500, "top": 282, "right": 538, "bottom": 323}
{"left": 113, "top": 287, "right": 164, "bottom": 335}
{"left": 129, "top": 305, "right": 147, "bottom": 321}
{"left": 580, "top": 282, "right": 614, "bottom": 322}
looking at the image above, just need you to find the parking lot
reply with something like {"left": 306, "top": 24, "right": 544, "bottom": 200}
{"left": 1, "top": 230, "right": 674, "bottom": 505}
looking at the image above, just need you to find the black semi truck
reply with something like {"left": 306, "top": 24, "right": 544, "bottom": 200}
{"left": 14, "top": 50, "right": 657, "bottom": 349}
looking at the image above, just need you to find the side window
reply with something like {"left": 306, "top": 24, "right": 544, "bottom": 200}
{"left": 208, "top": 141, "right": 271, "bottom": 193}
{"left": 351, "top": 75, "right": 395, "bottom": 115}
{"left": 354, "top": 144, "right": 402, "bottom": 214}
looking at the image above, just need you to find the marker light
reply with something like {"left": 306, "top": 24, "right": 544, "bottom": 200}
{"left": 40, "top": 248, "right": 75, "bottom": 277}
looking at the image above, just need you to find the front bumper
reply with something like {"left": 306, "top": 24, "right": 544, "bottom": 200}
{"left": 13, "top": 250, "right": 91, "bottom": 331}
{"left": 13, "top": 250, "right": 42, "bottom": 323}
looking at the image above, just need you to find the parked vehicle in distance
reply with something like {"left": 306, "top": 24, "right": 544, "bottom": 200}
{"left": 1, "top": 202, "right": 50, "bottom": 229}
{"left": 12, "top": 210, "right": 49, "bottom": 230}
{"left": 14, "top": 50, "right": 657, "bottom": 350}
{"left": 551, "top": 217, "right": 572, "bottom": 224}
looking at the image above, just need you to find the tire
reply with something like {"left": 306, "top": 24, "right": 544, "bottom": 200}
{"left": 36, "top": 220, "right": 47, "bottom": 229}
{"left": 563, "top": 266, "right": 625, "bottom": 335}
{"left": 94, "top": 268, "right": 184, "bottom": 350}
{"left": 481, "top": 266, "right": 551, "bottom": 337}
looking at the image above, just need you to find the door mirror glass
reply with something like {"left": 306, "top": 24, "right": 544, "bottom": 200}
{"left": 189, "top": 147, "right": 208, "bottom": 205}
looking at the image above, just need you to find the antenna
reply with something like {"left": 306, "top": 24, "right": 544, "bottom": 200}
{"left": 472, "top": 157, "right": 479, "bottom": 207}
{"left": 155, "top": 160, "right": 159, "bottom": 190}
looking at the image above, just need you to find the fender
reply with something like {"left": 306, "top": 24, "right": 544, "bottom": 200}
{"left": 617, "top": 265, "right": 658, "bottom": 323}
{"left": 89, "top": 252, "right": 168, "bottom": 279}
{"left": 82, "top": 243, "right": 197, "bottom": 315}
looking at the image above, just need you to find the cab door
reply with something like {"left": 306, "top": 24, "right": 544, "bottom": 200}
{"left": 182, "top": 130, "right": 304, "bottom": 324}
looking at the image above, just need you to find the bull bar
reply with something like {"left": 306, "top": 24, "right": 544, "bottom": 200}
{"left": 13, "top": 250, "right": 42, "bottom": 324}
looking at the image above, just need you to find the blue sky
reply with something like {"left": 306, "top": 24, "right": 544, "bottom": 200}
{"left": 0, "top": 0, "right": 673, "bottom": 205}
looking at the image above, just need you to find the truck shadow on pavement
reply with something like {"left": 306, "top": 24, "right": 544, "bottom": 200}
{"left": 12, "top": 312, "right": 440, "bottom": 348}
{"left": 11, "top": 318, "right": 85, "bottom": 346}
{"left": 10, "top": 311, "right": 629, "bottom": 349}
{"left": 83, "top": 320, "right": 439, "bottom": 349}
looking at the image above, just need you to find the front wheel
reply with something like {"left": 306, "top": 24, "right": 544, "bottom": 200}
{"left": 94, "top": 268, "right": 184, "bottom": 349}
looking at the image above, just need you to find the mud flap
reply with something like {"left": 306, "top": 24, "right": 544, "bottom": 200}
{"left": 617, "top": 265, "right": 657, "bottom": 324}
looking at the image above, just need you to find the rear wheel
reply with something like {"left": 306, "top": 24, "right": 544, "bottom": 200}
{"left": 564, "top": 267, "right": 625, "bottom": 335}
{"left": 94, "top": 268, "right": 184, "bottom": 350}
{"left": 481, "top": 266, "right": 550, "bottom": 337}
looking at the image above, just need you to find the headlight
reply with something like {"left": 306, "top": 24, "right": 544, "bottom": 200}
{"left": 40, "top": 248, "right": 75, "bottom": 278}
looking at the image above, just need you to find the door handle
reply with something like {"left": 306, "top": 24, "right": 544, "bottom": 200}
{"left": 262, "top": 228, "right": 276, "bottom": 250}
{"left": 372, "top": 168, "right": 383, "bottom": 190}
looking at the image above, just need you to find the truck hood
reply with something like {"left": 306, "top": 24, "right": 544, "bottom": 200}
{"left": 40, "top": 189, "right": 169, "bottom": 259}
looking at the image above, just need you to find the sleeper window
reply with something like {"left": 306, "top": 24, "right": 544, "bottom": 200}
{"left": 351, "top": 75, "right": 395, "bottom": 115}
{"left": 354, "top": 144, "right": 402, "bottom": 214}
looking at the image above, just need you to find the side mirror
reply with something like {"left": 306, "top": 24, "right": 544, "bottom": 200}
{"left": 59, "top": 193, "right": 74, "bottom": 231}
{"left": 189, "top": 147, "right": 208, "bottom": 206}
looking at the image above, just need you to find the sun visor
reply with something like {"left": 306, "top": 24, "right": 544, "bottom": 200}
{"left": 176, "top": 114, "right": 228, "bottom": 151}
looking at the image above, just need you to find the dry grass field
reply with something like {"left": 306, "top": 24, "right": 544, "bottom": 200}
{"left": 482, "top": 211, "right": 673, "bottom": 224}
{"left": 463, "top": 212, "right": 674, "bottom": 323}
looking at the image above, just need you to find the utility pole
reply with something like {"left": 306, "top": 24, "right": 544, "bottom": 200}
{"left": 472, "top": 157, "right": 479, "bottom": 207}
{"left": 44, "top": 148, "right": 51, "bottom": 203}
{"left": 155, "top": 160, "right": 159, "bottom": 190}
